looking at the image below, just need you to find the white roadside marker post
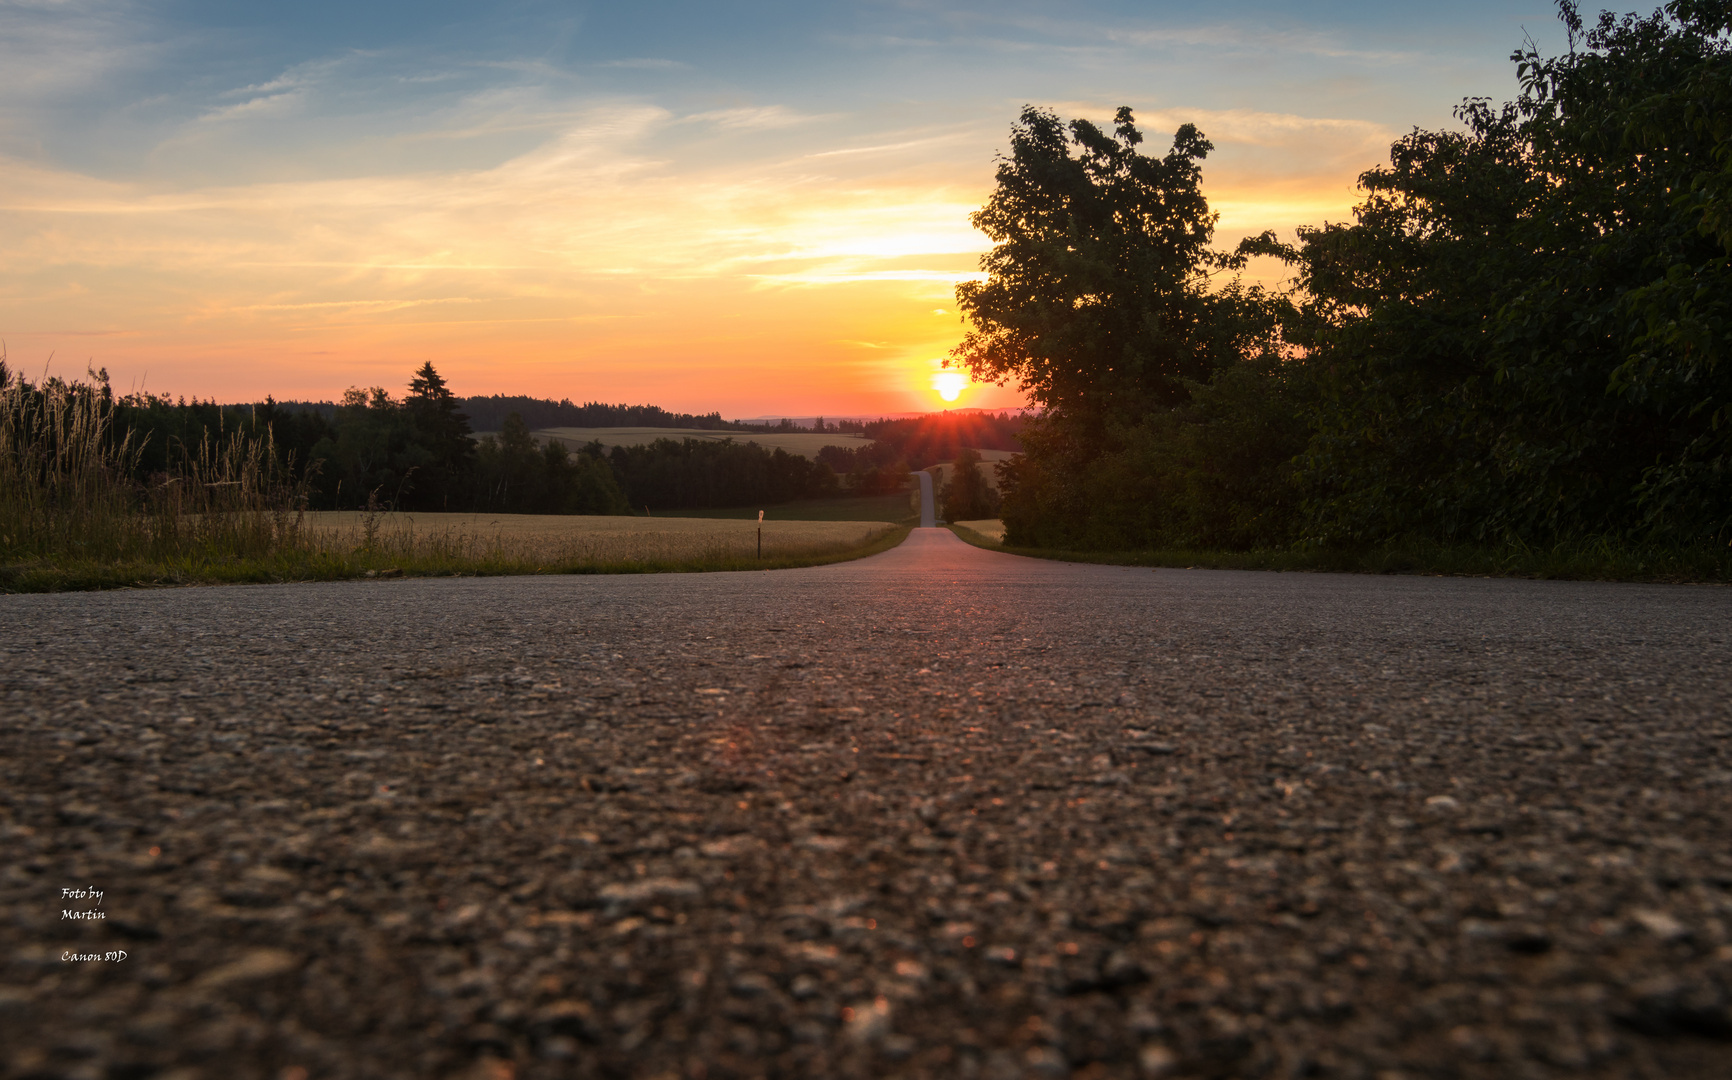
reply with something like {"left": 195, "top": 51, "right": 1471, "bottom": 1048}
{"left": 758, "top": 510, "right": 764, "bottom": 559}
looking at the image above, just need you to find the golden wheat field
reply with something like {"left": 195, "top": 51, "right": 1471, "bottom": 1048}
{"left": 303, "top": 511, "right": 897, "bottom": 563}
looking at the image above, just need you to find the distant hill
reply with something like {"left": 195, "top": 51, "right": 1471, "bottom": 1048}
{"left": 456, "top": 397, "right": 746, "bottom": 432}
{"left": 257, "top": 396, "right": 751, "bottom": 431}
{"left": 532, "top": 426, "right": 870, "bottom": 461}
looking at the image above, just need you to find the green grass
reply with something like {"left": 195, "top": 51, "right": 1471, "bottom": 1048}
{"left": 650, "top": 491, "right": 917, "bottom": 524}
{"left": 946, "top": 523, "right": 1732, "bottom": 584}
{"left": 1, "top": 525, "right": 913, "bottom": 593}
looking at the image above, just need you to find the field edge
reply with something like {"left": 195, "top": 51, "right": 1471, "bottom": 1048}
{"left": 0, "top": 525, "right": 914, "bottom": 594}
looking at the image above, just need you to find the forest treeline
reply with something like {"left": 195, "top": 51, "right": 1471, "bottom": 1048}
{"left": 0, "top": 363, "right": 853, "bottom": 515}
{"left": 812, "top": 411, "right": 1029, "bottom": 495}
{"left": 261, "top": 396, "right": 748, "bottom": 433}
{"left": 959, "top": 0, "right": 1732, "bottom": 552}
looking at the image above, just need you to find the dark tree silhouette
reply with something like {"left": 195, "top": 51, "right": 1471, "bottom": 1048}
{"left": 402, "top": 362, "right": 476, "bottom": 511}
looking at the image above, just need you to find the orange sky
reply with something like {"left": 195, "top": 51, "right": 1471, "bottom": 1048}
{"left": 0, "top": 2, "right": 1548, "bottom": 415}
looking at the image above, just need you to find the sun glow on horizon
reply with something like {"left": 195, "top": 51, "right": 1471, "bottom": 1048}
{"left": 932, "top": 369, "right": 969, "bottom": 403}
{"left": 0, "top": 3, "right": 1437, "bottom": 415}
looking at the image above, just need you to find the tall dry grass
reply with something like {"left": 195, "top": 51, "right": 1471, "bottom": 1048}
{"left": 0, "top": 375, "right": 309, "bottom": 569}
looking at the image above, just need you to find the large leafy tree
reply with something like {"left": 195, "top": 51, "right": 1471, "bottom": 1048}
{"left": 1275, "top": 0, "right": 1732, "bottom": 545}
{"left": 954, "top": 107, "right": 1245, "bottom": 432}
{"left": 1576, "top": 0, "right": 1732, "bottom": 537}
{"left": 954, "top": 106, "right": 1294, "bottom": 548}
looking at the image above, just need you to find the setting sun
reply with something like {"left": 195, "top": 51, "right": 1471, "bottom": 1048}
{"left": 933, "top": 370, "right": 969, "bottom": 403}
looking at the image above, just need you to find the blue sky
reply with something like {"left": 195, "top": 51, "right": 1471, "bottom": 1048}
{"left": 0, "top": 0, "right": 1570, "bottom": 412}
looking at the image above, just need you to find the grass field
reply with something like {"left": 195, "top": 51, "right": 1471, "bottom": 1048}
{"left": 305, "top": 511, "right": 894, "bottom": 561}
{"left": 0, "top": 512, "right": 909, "bottom": 593}
{"left": 524, "top": 427, "right": 871, "bottom": 460}
{"left": 946, "top": 522, "right": 1732, "bottom": 583}
{"left": 651, "top": 491, "right": 917, "bottom": 523}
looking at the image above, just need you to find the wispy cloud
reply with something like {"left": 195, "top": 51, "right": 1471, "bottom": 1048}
{"left": 220, "top": 297, "right": 485, "bottom": 314}
{"left": 678, "top": 105, "right": 824, "bottom": 131}
{"left": 1099, "top": 21, "right": 1425, "bottom": 66}
{"left": 0, "top": 0, "right": 161, "bottom": 105}
{"left": 755, "top": 270, "right": 989, "bottom": 287}
{"left": 219, "top": 74, "right": 302, "bottom": 99}
{"left": 199, "top": 91, "right": 303, "bottom": 123}
{"left": 197, "top": 56, "right": 354, "bottom": 123}
{"left": 805, "top": 132, "right": 974, "bottom": 159}
{"left": 601, "top": 57, "right": 687, "bottom": 70}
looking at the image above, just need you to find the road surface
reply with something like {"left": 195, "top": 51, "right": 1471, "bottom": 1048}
{"left": 3, "top": 529, "right": 1729, "bottom": 1079}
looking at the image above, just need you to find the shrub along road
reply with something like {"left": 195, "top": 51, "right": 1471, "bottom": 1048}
{"left": 3, "top": 530, "right": 1729, "bottom": 1079}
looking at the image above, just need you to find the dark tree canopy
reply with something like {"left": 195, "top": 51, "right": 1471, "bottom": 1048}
{"left": 954, "top": 106, "right": 1291, "bottom": 549}
{"left": 941, "top": 448, "right": 1001, "bottom": 522}
{"left": 953, "top": 106, "right": 1250, "bottom": 432}
{"left": 1268, "top": 0, "right": 1732, "bottom": 544}
{"left": 960, "top": 3, "right": 1732, "bottom": 553}
{"left": 401, "top": 362, "right": 476, "bottom": 511}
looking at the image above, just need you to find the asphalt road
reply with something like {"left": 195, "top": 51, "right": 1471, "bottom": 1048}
{"left": 3, "top": 530, "right": 1730, "bottom": 1080}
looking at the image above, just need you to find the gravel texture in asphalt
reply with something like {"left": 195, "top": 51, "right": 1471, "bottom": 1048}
{"left": 3, "top": 529, "right": 1731, "bottom": 1079}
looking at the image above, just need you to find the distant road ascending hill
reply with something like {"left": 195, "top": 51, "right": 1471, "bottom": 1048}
{"left": 529, "top": 426, "right": 872, "bottom": 460}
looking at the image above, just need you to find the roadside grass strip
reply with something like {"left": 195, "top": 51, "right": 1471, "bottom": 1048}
{"left": 947, "top": 521, "right": 1732, "bottom": 584}
{"left": 2, "top": 516, "right": 909, "bottom": 592}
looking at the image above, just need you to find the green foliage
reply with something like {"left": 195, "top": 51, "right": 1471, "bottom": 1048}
{"left": 969, "top": 4, "right": 1732, "bottom": 556}
{"left": 1278, "top": 0, "right": 1732, "bottom": 546}
{"left": 1, "top": 524, "right": 913, "bottom": 593}
{"left": 401, "top": 362, "right": 477, "bottom": 509}
{"left": 949, "top": 520, "right": 1732, "bottom": 583}
{"left": 997, "top": 349, "right": 1306, "bottom": 549}
{"left": 848, "top": 460, "right": 912, "bottom": 496}
{"left": 941, "top": 448, "right": 1001, "bottom": 522}
{"left": 954, "top": 106, "right": 1256, "bottom": 431}
{"left": 309, "top": 387, "right": 416, "bottom": 509}
{"left": 302, "top": 372, "right": 480, "bottom": 510}
{"left": 471, "top": 413, "right": 628, "bottom": 514}
{"left": 956, "top": 106, "right": 1295, "bottom": 550}
{"left": 814, "top": 440, "right": 911, "bottom": 494}
{"left": 606, "top": 437, "right": 840, "bottom": 511}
